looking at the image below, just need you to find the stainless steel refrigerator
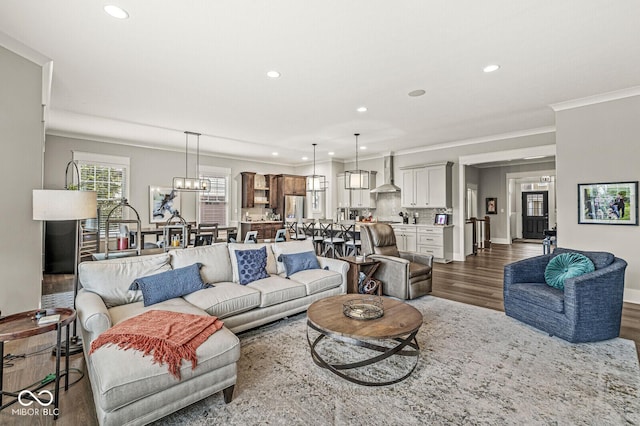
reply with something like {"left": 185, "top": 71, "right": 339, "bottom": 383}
{"left": 284, "top": 195, "right": 305, "bottom": 221}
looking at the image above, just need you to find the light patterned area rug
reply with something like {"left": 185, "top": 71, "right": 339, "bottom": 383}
{"left": 154, "top": 296, "right": 639, "bottom": 425}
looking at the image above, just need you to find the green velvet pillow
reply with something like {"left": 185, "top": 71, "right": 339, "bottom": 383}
{"left": 544, "top": 252, "right": 595, "bottom": 290}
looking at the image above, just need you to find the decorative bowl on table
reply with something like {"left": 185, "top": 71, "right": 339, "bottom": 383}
{"left": 343, "top": 296, "right": 384, "bottom": 320}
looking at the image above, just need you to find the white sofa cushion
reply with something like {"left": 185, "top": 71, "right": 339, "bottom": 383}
{"left": 90, "top": 318, "right": 240, "bottom": 412}
{"left": 271, "top": 240, "right": 316, "bottom": 275}
{"left": 247, "top": 275, "right": 307, "bottom": 307}
{"left": 169, "top": 243, "right": 233, "bottom": 284}
{"left": 182, "top": 282, "right": 261, "bottom": 318}
{"left": 79, "top": 253, "right": 171, "bottom": 308}
{"left": 228, "top": 243, "right": 277, "bottom": 283}
{"left": 288, "top": 269, "right": 343, "bottom": 295}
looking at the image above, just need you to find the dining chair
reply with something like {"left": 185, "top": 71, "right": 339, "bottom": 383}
{"left": 197, "top": 223, "right": 220, "bottom": 242}
{"left": 244, "top": 231, "right": 258, "bottom": 244}
{"left": 274, "top": 228, "right": 287, "bottom": 242}
{"left": 194, "top": 234, "right": 213, "bottom": 246}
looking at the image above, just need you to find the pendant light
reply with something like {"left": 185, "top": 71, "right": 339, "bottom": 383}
{"left": 172, "top": 131, "right": 211, "bottom": 191}
{"left": 306, "top": 143, "right": 327, "bottom": 212}
{"left": 306, "top": 143, "right": 327, "bottom": 193}
{"left": 344, "top": 133, "right": 370, "bottom": 190}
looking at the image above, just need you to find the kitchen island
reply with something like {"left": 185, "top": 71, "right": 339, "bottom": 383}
{"left": 240, "top": 220, "right": 285, "bottom": 241}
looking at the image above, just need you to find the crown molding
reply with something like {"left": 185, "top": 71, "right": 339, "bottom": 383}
{"left": 550, "top": 86, "right": 640, "bottom": 112}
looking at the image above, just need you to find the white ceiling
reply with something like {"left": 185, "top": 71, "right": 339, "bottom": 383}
{"left": 2, "top": 1, "right": 639, "bottom": 165}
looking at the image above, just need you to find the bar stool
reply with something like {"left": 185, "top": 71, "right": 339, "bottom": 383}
{"left": 303, "top": 219, "right": 324, "bottom": 255}
{"left": 286, "top": 220, "right": 307, "bottom": 241}
{"left": 340, "top": 221, "right": 361, "bottom": 257}
{"left": 319, "top": 219, "right": 344, "bottom": 258}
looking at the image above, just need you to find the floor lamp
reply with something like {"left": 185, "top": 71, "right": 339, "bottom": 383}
{"left": 33, "top": 189, "right": 97, "bottom": 356}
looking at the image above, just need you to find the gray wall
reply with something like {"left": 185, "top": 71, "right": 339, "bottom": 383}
{"left": 0, "top": 46, "right": 44, "bottom": 315}
{"left": 556, "top": 95, "right": 640, "bottom": 301}
{"left": 45, "top": 135, "right": 296, "bottom": 228}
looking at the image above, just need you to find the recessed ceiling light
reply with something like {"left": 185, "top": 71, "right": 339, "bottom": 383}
{"left": 483, "top": 64, "right": 500, "bottom": 73}
{"left": 360, "top": 146, "right": 367, "bottom": 150}
{"left": 302, "top": 156, "right": 308, "bottom": 161}
{"left": 267, "top": 70, "right": 281, "bottom": 78}
{"left": 272, "top": 152, "right": 278, "bottom": 156}
{"left": 408, "top": 89, "right": 426, "bottom": 97}
{"left": 104, "top": 5, "right": 129, "bottom": 19}
{"left": 328, "top": 152, "right": 335, "bottom": 156}
{"left": 357, "top": 106, "right": 368, "bottom": 112}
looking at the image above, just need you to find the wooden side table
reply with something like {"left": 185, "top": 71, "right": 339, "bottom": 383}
{"left": 340, "top": 256, "right": 382, "bottom": 295}
{"left": 0, "top": 308, "right": 76, "bottom": 419}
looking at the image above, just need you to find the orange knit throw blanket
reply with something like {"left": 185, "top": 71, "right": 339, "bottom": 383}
{"left": 89, "top": 310, "right": 224, "bottom": 379}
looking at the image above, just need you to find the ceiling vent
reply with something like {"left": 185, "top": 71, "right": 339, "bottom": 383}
{"left": 371, "top": 155, "right": 401, "bottom": 193}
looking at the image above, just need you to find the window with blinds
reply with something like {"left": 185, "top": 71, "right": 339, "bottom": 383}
{"left": 74, "top": 152, "right": 130, "bottom": 236}
{"left": 199, "top": 168, "right": 230, "bottom": 226}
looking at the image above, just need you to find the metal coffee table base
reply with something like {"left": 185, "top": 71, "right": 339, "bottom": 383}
{"left": 306, "top": 321, "right": 420, "bottom": 386}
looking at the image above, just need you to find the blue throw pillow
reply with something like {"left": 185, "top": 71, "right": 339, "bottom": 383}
{"left": 544, "top": 252, "right": 595, "bottom": 290}
{"left": 235, "top": 246, "right": 270, "bottom": 285}
{"left": 129, "top": 263, "right": 209, "bottom": 306}
{"left": 279, "top": 251, "right": 320, "bottom": 277}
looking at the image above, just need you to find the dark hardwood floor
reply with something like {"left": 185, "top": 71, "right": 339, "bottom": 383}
{"left": 2, "top": 243, "right": 638, "bottom": 425}
{"left": 432, "top": 242, "right": 640, "bottom": 362}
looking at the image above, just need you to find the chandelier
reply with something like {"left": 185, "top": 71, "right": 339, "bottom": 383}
{"left": 172, "top": 131, "right": 211, "bottom": 191}
{"left": 306, "top": 143, "right": 327, "bottom": 193}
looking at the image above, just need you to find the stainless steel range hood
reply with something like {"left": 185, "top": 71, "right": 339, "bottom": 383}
{"left": 371, "top": 155, "right": 401, "bottom": 193}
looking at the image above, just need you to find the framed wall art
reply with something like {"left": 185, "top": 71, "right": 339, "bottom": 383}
{"left": 577, "top": 181, "right": 638, "bottom": 225}
{"left": 486, "top": 197, "right": 497, "bottom": 215}
{"left": 149, "top": 186, "right": 181, "bottom": 223}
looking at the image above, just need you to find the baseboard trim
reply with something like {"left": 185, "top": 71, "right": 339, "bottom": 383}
{"left": 491, "top": 238, "right": 510, "bottom": 245}
{"left": 624, "top": 289, "right": 640, "bottom": 304}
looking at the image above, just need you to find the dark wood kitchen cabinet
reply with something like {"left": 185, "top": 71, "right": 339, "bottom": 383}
{"left": 281, "top": 175, "right": 306, "bottom": 196}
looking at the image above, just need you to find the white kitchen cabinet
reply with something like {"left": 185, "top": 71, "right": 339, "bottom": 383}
{"left": 400, "top": 162, "right": 452, "bottom": 208}
{"left": 336, "top": 174, "right": 350, "bottom": 208}
{"left": 392, "top": 225, "right": 417, "bottom": 252}
{"left": 416, "top": 226, "right": 453, "bottom": 263}
{"left": 392, "top": 224, "right": 453, "bottom": 263}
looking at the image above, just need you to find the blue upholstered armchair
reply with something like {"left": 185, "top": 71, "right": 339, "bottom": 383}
{"left": 504, "top": 248, "right": 627, "bottom": 343}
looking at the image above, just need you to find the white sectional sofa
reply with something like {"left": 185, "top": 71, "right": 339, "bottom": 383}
{"left": 76, "top": 240, "right": 348, "bottom": 426}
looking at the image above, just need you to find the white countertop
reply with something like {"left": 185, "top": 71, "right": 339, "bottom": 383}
{"left": 240, "top": 220, "right": 283, "bottom": 224}
{"left": 390, "top": 223, "right": 454, "bottom": 228}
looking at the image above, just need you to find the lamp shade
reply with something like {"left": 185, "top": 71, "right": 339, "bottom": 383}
{"left": 33, "top": 190, "right": 98, "bottom": 221}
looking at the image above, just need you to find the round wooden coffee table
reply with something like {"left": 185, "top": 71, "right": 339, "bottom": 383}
{"left": 306, "top": 294, "right": 423, "bottom": 386}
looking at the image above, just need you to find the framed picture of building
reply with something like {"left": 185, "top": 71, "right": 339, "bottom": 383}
{"left": 578, "top": 181, "right": 638, "bottom": 225}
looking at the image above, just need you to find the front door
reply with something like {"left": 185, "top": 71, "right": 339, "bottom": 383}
{"left": 522, "top": 191, "right": 548, "bottom": 239}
